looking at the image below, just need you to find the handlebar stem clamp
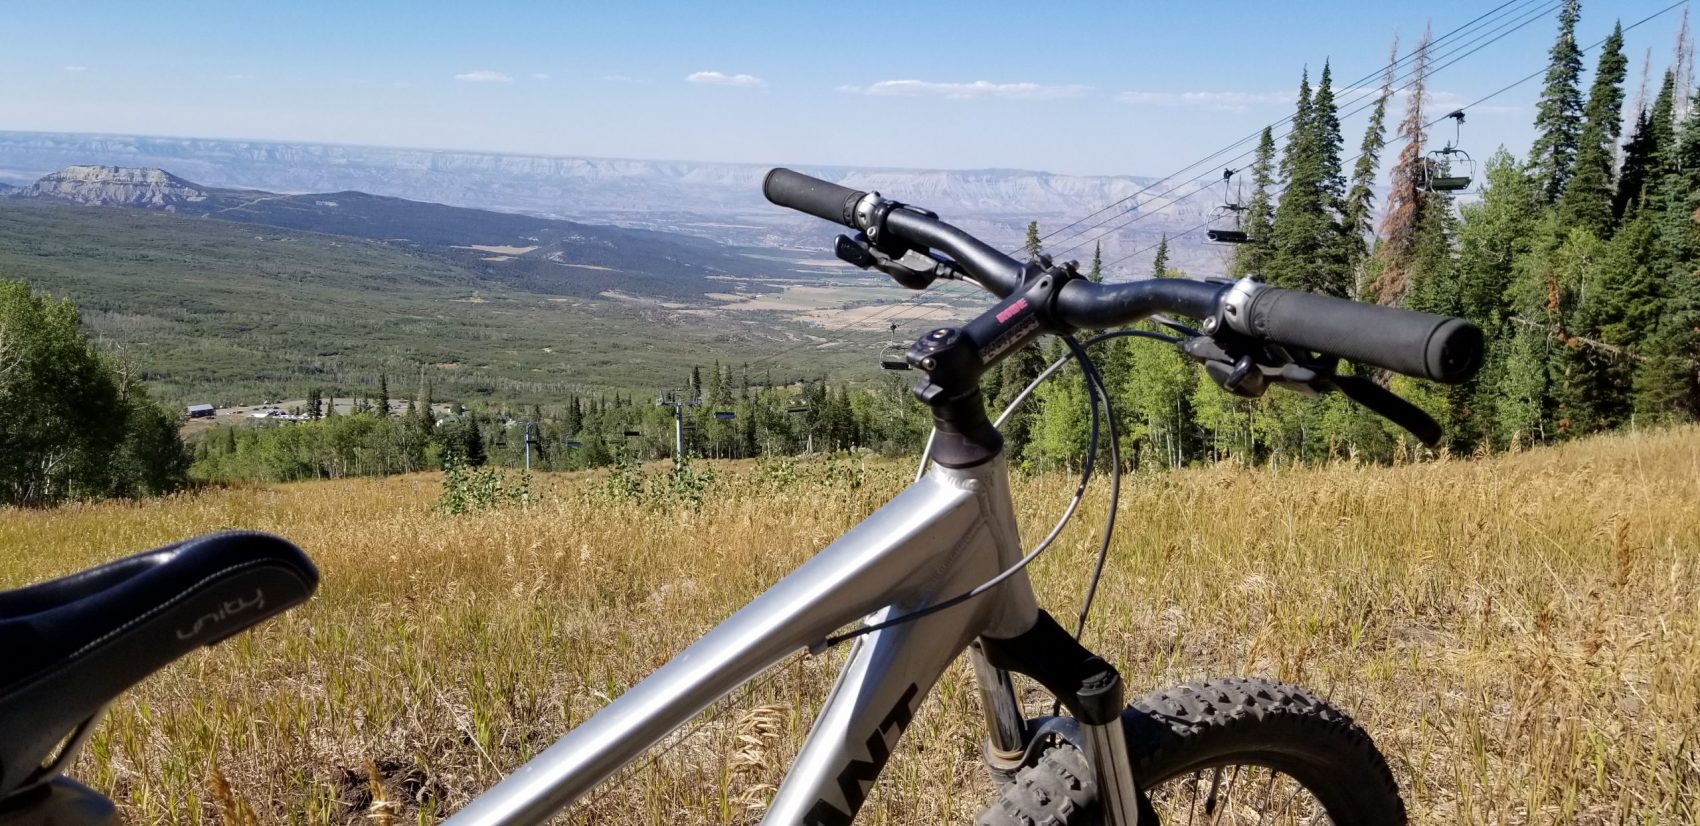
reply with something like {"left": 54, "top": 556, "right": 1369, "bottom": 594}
{"left": 907, "top": 267, "right": 1077, "bottom": 468}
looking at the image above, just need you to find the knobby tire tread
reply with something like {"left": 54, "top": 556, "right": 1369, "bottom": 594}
{"left": 975, "top": 677, "right": 1407, "bottom": 825}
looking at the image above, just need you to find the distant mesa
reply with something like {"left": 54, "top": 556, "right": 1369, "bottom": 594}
{"left": 12, "top": 165, "right": 212, "bottom": 210}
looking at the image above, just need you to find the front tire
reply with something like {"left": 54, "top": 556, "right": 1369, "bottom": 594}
{"left": 976, "top": 677, "right": 1406, "bottom": 825}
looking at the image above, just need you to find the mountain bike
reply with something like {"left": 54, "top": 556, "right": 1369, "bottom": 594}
{"left": 0, "top": 168, "right": 1483, "bottom": 825}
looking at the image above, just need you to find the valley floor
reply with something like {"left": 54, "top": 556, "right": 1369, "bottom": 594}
{"left": 3, "top": 427, "right": 1697, "bottom": 823}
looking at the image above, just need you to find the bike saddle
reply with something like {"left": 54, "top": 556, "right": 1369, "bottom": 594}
{"left": 0, "top": 531, "right": 317, "bottom": 799}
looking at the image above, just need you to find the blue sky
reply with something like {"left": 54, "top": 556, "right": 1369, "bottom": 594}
{"left": 0, "top": 1, "right": 1688, "bottom": 177}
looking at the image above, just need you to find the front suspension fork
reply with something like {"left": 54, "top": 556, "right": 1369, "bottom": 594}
{"left": 974, "top": 610, "right": 1143, "bottom": 825}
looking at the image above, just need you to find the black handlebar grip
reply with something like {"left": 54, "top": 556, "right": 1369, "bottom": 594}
{"left": 1242, "top": 288, "right": 1483, "bottom": 384}
{"left": 763, "top": 168, "right": 866, "bottom": 228}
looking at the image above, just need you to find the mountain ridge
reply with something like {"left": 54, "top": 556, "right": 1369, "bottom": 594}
{"left": 0, "top": 130, "right": 1221, "bottom": 275}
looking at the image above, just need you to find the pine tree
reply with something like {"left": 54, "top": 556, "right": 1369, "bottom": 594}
{"left": 377, "top": 373, "right": 389, "bottom": 415}
{"left": 1558, "top": 21, "right": 1628, "bottom": 236}
{"left": 1280, "top": 69, "right": 1314, "bottom": 182}
{"left": 1616, "top": 71, "right": 1676, "bottom": 221}
{"left": 1614, "top": 109, "right": 1656, "bottom": 222}
{"left": 1150, "top": 235, "right": 1169, "bottom": 278}
{"left": 1231, "top": 128, "right": 1278, "bottom": 278}
{"left": 1024, "top": 221, "right": 1043, "bottom": 260}
{"left": 992, "top": 345, "right": 1046, "bottom": 459}
{"left": 1528, "top": 0, "right": 1585, "bottom": 203}
{"left": 1344, "top": 37, "right": 1398, "bottom": 276}
{"left": 564, "top": 395, "right": 583, "bottom": 436}
{"left": 1088, "top": 242, "right": 1103, "bottom": 283}
{"left": 1268, "top": 62, "right": 1349, "bottom": 295}
{"left": 307, "top": 388, "right": 322, "bottom": 420}
{"left": 1633, "top": 96, "right": 1700, "bottom": 419}
{"left": 1373, "top": 27, "right": 1432, "bottom": 305}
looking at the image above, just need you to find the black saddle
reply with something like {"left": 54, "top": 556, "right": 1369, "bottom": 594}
{"left": 0, "top": 531, "right": 318, "bottom": 802}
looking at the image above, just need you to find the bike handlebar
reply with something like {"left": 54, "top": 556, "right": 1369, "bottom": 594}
{"left": 762, "top": 168, "right": 865, "bottom": 227}
{"left": 762, "top": 168, "right": 1483, "bottom": 385}
{"left": 1235, "top": 287, "right": 1482, "bottom": 384}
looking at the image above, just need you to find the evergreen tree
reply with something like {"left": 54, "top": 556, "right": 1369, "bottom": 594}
{"left": 1633, "top": 96, "right": 1700, "bottom": 419}
{"left": 378, "top": 373, "right": 390, "bottom": 415}
{"left": 1231, "top": 128, "right": 1278, "bottom": 278}
{"left": 991, "top": 345, "right": 1046, "bottom": 460}
{"left": 307, "top": 388, "right": 323, "bottom": 420}
{"left": 1279, "top": 69, "right": 1314, "bottom": 182}
{"left": 1612, "top": 71, "right": 1677, "bottom": 227}
{"left": 564, "top": 395, "right": 583, "bottom": 436}
{"left": 1344, "top": 37, "right": 1398, "bottom": 277}
{"left": 1088, "top": 242, "right": 1103, "bottom": 283}
{"left": 1558, "top": 21, "right": 1628, "bottom": 236}
{"left": 1150, "top": 235, "right": 1169, "bottom": 278}
{"left": 1528, "top": 0, "right": 1585, "bottom": 203}
{"left": 1268, "top": 62, "right": 1349, "bottom": 295}
{"left": 1024, "top": 221, "right": 1043, "bottom": 260}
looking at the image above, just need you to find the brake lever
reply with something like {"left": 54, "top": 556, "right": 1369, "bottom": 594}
{"left": 1180, "top": 329, "right": 1445, "bottom": 446}
{"left": 833, "top": 233, "right": 939, "bottom": 290}
{"left": 1332, "top": 375, "right": 1444, "bottom": 448}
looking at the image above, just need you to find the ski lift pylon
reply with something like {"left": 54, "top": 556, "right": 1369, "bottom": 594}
{"left": 1422, "top": 110, "right": 1476, "bottom": 193}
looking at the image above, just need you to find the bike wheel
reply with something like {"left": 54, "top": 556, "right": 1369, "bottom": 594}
{"left": 976, "top": 677, "right": 1406, "bottom": 825}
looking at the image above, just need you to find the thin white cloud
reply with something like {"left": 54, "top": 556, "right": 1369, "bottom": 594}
{"left": 1117, "top": 90, "right": 1293, "bottom": 111}
{"left": 841, "top": 79, "right": 1087, "bottom": 100}
{"left": 686, "top": 71, "right": 766, "bottom": 88}
{"left": 454, "top": 69, "right": 513, "bottom": 83}
{"left": 533, "top": 73, "right": 551, "bottom": 80}
{"left": 64, "top": 65, "right": 89, "bottom": 73}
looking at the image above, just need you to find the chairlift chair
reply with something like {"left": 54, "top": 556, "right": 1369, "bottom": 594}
{"left": 878, "top": 322, "right": 911, "bottom": 371}
{"left": 1205, "top": 167, "right": 1256, "bottom": 245}
{"left": 1421, "top": 110, "right": 1476, "bottom": 193}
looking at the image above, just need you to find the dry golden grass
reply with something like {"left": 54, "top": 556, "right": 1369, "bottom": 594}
{"left": 2, "top": 427, "right": 1698, "bottom": 824}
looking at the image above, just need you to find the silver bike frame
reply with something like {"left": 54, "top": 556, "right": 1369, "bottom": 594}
{"left": 445, "top": 455, "right": 1042, "bottom": 825}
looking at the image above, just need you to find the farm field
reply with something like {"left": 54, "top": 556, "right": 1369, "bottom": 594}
{"left": 2, "top": 427, "right": 1697, "bottom": 824}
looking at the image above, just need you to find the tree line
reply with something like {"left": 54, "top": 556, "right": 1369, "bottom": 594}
{"left": 185, "top": 364, "right": 934, "bottom": 482}
{"left": 1017, "top": 3, "right": 1698, "bottom": 469}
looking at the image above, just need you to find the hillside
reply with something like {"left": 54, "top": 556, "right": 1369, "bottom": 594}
{"left": 2, "top": 427, "right": 1694, "bottom": 823}
{"left": 0, "top": 200, "right": 903, "bottom": 405}
{"left": 6, "top": 165, "right": 806, "bottom": 301}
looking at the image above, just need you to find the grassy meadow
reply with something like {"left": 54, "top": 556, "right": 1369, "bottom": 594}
{"left": 2, "top": 427, "right": 1697, "bottom": 824}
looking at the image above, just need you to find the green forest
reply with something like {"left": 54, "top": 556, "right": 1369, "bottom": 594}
{"left": 6, "top": 0, "right": 1699, "bottom": 497}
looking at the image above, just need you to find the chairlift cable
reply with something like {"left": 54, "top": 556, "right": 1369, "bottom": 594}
{"left": 1030, "top": 0, "right": 1548, "bottom": 253}
{"left": 1054, "top": 0, "right": 1566, "bottom": 263}
{"left": 1098, "top": 0, "right": 1688, "bottom": 272}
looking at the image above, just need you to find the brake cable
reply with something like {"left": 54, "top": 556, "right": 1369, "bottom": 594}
{"left": 832, "top": 328, "right": 1193, "bottom": 650}
{"left": 823, "top": 334, "right": 1103, "bottom": 647}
